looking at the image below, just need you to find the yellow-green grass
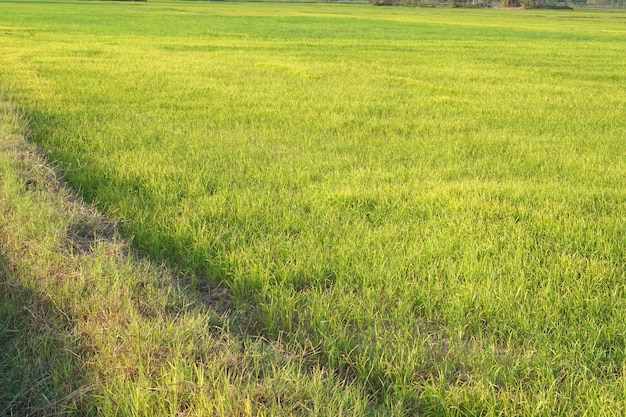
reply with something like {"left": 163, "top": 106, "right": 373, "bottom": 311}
{"left": 2, "top": 0, "right": 626, "bottom": 414}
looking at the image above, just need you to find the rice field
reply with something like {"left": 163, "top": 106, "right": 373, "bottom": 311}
{"left": 1, "top": 1, "right": 626, "bottom": 415}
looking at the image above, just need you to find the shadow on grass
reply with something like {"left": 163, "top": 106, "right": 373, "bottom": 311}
{"left": 0, "top": 256, "right": 93, "bottom": 416}
{"left": 0, "top": 104, "right": 237, "bottom": 415}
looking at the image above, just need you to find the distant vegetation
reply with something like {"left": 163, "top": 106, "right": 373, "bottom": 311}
{"left": 1, "top": 1, "right": 626, "bottom": 415}
{"left": 370, "top": 0, "right": 622, "bottom": 7}
{"left": 366, "top": 0, "right": 625, "bottom": 7}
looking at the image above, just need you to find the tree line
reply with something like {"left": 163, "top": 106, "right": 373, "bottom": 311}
{"left": 368, "top": 0, "right": 624, "bottom": 6}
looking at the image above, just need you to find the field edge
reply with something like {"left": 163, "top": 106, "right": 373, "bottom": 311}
{"left": 0, "top": 98, "right": 376, "bottom": 416}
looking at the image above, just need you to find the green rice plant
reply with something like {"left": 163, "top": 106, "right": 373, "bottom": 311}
{"left": 1, "top": 1, "right": 626, "bottom": 414}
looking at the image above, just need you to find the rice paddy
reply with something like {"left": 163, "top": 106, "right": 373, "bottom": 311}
{"left": 1, "top": 1, "right": 626, "bottom": 415}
